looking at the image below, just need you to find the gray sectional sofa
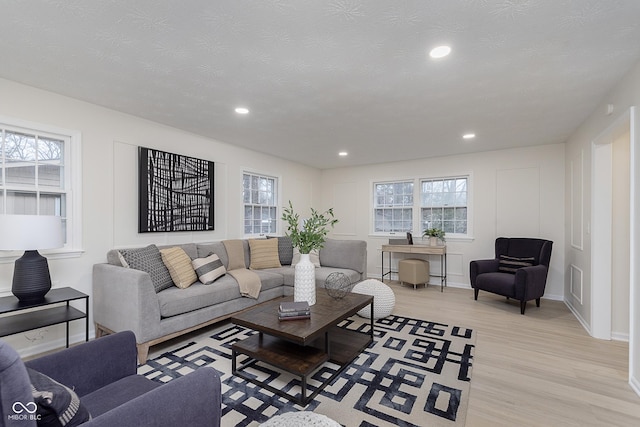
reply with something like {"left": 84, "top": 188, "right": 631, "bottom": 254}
{"left": 93, "top": 238, "right": 367, "bottom": 363}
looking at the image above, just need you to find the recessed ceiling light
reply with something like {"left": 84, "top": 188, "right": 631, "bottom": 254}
{"left": 429, "top": 45, "right": 451, "bottom": 59}
{"left": 235, "top": 107, "right": 249, "bottom": 114}
{"left": 338, "top": 151, "right": 348, "bottom": 157}
{"left": 463, "top": 133, "right": 476, "bottom": 140}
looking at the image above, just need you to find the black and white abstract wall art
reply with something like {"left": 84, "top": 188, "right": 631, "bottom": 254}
{"left": 138, "top": 147, "right": 214, "bottom": 233}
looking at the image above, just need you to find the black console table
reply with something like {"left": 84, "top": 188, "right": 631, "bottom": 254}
{"left": 0, "top": 287, "right": 89, "bottom": 348}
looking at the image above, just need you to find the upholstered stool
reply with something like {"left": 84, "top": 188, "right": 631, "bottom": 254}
{"left": 352, "top": 279, "right": 395, "bottom": 319}
{"left": 398, "top": 258, "right": 430, "bottom": 289}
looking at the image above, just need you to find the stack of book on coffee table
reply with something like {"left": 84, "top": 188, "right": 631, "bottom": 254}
{"left": 278, "top": 301, "right": 311, "bottom": 321}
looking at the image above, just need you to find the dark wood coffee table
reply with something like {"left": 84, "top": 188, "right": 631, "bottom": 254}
{"left": 231, "top": 292, "right": 374, "bottom": 405}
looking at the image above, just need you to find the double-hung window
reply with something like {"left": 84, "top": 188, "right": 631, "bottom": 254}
{"left": 420, "top": 176, "right": 468, "bottom": 235}
{"left": 1, "top": 120, "right": 80, "bottom": 251}
{"left": 242, "top": 172, "right": 278, "bottom": 236}
{"left": 373, "top": 180, "right": 413, "bottom": 233}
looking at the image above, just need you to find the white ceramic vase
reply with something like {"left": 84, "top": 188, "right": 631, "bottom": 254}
{"left": 430, "top": 236, "right": 438, "bottom": 246}
{"left": 294, "top": 253, "right": 316, "bottom": 305}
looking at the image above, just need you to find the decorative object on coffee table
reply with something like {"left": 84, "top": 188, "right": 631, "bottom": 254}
{"left": 352, "top": 278, "right": 396, "bottom": 319}
{"left": 0, "top": 215, "right": 64, "bottom": 302}
{"left": 282, "top": 201, "right": 338, "bottom": 306}
{"left": 325, "top": 272, "right": 353, "bottom": 299}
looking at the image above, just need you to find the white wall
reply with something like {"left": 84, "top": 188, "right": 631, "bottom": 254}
{"left": 612, "top": 131, "right": 631, "bottom": 339}
{"left": 320, "top": 143, "right": 566, "bottom": 299}
{"left": 564, "top": 58, "right": 640, "bottom": 394}
{"left": 0, "top": 78, "right": 321, "bottom": 356}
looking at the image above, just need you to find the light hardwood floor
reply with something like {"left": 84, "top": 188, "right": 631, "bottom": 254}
{"left": 388, "top": 282, "right": 640, "bottom": 427}
{"left": 145, "top": 281, "right": 640, "bottom": 426}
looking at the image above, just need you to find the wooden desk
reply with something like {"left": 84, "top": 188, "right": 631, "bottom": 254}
{"left": 381, "top": 244, "right": 447, "bottom": 291}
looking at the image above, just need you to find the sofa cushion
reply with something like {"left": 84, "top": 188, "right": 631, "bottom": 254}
{"left": 498, "top": 255, "right": 535, "bottom": 274}
{"left": 160, "top": 247, "right": 198, "bottom": 289}
{"left": 197, "top": 242, "right": 227, "bottom": 265}
{"left": 267, "top": 235, "right": 294, "bottom": 265}
{"left": 475, "top": 272, "right": 516, "bottom": 297}
{"left": 158, "top": 279, "right": 244, "bottom": 317}
{"left": 27, "top": 367, "right": 92, "bottom": 426}
{"left": 249, "top": 238, "right": 281, "bottom": 269}
{"left": 119, "top": 245, "right": 174, "bottom": 293}
{"left": 319, "top": 238, "right": 366, "bottom": 273}
{"left": 192, "top": 253, "right": 226, "bottom": 285}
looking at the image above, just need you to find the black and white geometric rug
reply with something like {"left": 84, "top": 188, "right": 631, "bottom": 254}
{"left": 139, "top": 315, "right": 475, "bottom": 427}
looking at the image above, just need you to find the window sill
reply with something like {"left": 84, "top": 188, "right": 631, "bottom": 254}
{"left": 369, "top": 234, "right": 474, "bottom": 243}
{"left": 0, "top": 248, "right": 85, "bottom": 263}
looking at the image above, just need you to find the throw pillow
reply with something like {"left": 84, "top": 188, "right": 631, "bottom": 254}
{"left": 160, "top": 247, "right": 198, "bottom": 289}
{"left": 267, "top": 235, "right": 294, "bottom": 265}
{"left": 222, "top": 240, "right": 246, "bottom": 270}
{"left": 192, "top": 253, "right": 226, "bottom": 284}
{"left": 27, "top": 367, "right": 91, "bottom": 427}
{"left": 249, "top": 238, "right": 282, "bottom": 269}
{"left": 291, "top": 248, "right": 321, "bottom": 268}
{"left": 498, "top": 255, "right": 535, "bottom": 274}
{"left": 118, "top": 245, "right": 174, "bottom": 293}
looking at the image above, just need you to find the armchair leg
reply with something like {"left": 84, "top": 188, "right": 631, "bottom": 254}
{"left": 474, "top": 288, "right": 479, "bottom": 300}
{"left": 520, "top": 301, "right": 526, "bottom": 315}
{"left": 536, "top": 298, "right": 541, "bottom": 307}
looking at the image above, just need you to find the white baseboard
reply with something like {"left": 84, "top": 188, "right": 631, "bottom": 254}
{"left": 13, "top": 330, "right": 95, "bottom": 359}
{"left": 564, "top": 299, "right": 592, "bottom": 336}
{"left": 611, "top": 332, "right": 630, "bottom": 342}
{"left": 630, "top": 375, "right": 640, "bottom": 398}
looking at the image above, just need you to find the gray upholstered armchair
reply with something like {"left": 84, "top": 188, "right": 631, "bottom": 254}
{"left": 470, "top": 237, "right": 553, "bottom": 314}
{"left": 0, "top": 331, "right": 221, "bottom": 426}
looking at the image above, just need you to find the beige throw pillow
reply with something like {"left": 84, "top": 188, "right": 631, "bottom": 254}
{"left": 249, "top": 238, "right": 282, "bottom": 269}
{"left": 160, "top": 247, "right": 197, "bottom": 289}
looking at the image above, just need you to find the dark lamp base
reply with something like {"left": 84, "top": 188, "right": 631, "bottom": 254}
{"left": 11, "top": 250, "right": 52, "bottom": 303}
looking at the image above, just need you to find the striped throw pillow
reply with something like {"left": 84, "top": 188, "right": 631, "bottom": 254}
{"left": 249, "top": 238, "right": 282, "bottom": 269}
{"left": 192, "top": 253, "right": 226, "bottom": 284}
{"left": 160, "top": 247, "right": 198, "bottom": 289}
{"left": 498, "top": 255, "right": 535, "bottom": 274}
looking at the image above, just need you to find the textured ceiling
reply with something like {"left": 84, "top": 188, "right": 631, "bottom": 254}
{"left": 2, "top": 1, "right": 640, "bottom": 169}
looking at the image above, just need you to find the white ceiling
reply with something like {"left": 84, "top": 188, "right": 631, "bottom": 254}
{"left": 2, "top": 1, "right": 640, "bottom": 169}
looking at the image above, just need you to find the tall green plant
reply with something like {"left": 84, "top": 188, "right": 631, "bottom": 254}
{"left": 281, "top": 201, "right": 338, "bottom": 254}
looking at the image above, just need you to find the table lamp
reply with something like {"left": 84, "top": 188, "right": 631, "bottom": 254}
{"left": 0, "top": 215, "right": 64, "bottom": 303}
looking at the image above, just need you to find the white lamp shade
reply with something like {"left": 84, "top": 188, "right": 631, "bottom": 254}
{"left": 0, "top": 215, "right": 64, "bottom": 250}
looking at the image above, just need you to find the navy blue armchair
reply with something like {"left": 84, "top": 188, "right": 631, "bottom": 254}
{"left": 0, "top": 331, "right": 221, "bottom": 427}
{"left": 470, "top": 237, "right": 553, "bottom": 314}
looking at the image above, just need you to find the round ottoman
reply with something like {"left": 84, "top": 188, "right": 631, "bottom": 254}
{"left": 259, "top": 411, "right": 340, "bottom": 427}
{"left": 352, "top": 279, "right": 395, "bottom": 319}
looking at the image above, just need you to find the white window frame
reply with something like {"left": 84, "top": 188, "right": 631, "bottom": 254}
{"left": 242, "top": 170, "right": 280, "bottom": 237}
{"left": 419, "top": 175, "right": 471, "bottom": 240}
{"left": 371, "top": 179, "right": 414, "bottom": 236}
{"left": 370, "top": 174, "right": 473, "bottom": 241}
{"left": 0, "top": 116, "right": 82, "bottom": 261}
